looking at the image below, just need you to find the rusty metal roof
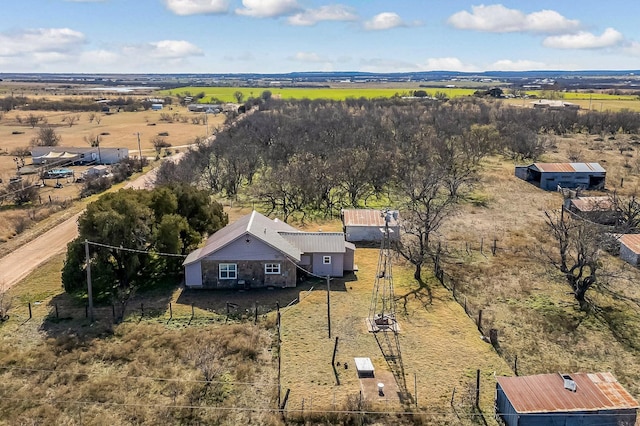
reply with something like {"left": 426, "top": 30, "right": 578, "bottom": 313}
{"left": 497, "top": 372, "right": 639, "bottom": 413}
{"left": 341, "top": 209, "right": 399, "bottom": 227}
{"left": 532, "top": 163, "right": 606, "bottom": 173}
{"left": 619, "top": 234, "right": 640, "bottom": 255}
{"left": 570, "top": 196, "right": 613, "bottom": 212}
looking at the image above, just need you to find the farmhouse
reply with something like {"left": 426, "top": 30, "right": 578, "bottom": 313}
{"left": 183, "top": 211, "right": 355, "bottom": 289}
{"left": 515, "top": 163, "right": 606, "bottom": 191}
{"left": 31, "top": 147, "right": 129, "bottom": 165}
{"left": 341, "top": 209, "right": 400, "bottom": 243}
{"left": 496, "top": 372, "right": 638, "bottom": 426}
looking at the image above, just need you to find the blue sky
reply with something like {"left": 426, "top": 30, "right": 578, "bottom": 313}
{"left": 1, "top": 0, "right": 639, "bottom": 74}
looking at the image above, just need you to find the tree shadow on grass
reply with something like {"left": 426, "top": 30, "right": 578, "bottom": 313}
{"left": 397, "top": 278, "right": 433, "bottom": 316}
{"left": 177, "top": 273, "right": 357, "bottom": 317}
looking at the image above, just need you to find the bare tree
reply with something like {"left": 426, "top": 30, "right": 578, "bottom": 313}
{"left": 151, "top": 136, "right": 172, "bottom": 157}
{"left": 610, "top": 191, "right": 640, "bottom": 233}
{"left": 30, "top": 126, "right": 61, "bottom": 146}
{"left": 26, "top": 113, "right": 44, "bottom": 128}
{"left": 545, "top": 209, "right": 603, "bottom": 307}
{"left": 62, "top": 114, "right": 80, "bottom": 127}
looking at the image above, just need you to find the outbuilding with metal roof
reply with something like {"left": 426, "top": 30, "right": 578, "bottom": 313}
{"left": 515, "top": 163, "right": 606, "bottom": 191}
{"left": 495, "top": 372, "right": 638, "bottom": 426}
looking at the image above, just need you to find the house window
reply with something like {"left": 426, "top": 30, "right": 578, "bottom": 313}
{"left": 265, "top": 263, "right": 281, "bottom": 274}
{"left": 323, "top": 256, "right": 332, "bottom": 265}
{"left": 219, "top": 263, "right": 237, "bottom": 279}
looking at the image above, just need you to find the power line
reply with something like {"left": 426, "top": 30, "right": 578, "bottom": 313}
{"left": 87, "top": 240, "right": 187, "bottom": 258}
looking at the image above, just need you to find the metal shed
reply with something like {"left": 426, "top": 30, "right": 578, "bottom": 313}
{"left": 515, "top": 163, "right": 606, "bottom": 191}
{"left": 619, "top": 234, "right": 640, "bottom": 266}
{"left": 496, "top": 372, "right": 638, "bottom": 426}
{"left": 341, "top": 209, "right": 400, "bottom": 243}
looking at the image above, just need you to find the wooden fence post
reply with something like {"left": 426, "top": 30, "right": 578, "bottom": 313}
{"left": 28, "top": 302, "right": 32, "bottom": 319}
{"left": 475, "top": 369, "right": 481, "bottom": 409}
{"left": 477, "top": 309, "right": 483, "bottom": 333}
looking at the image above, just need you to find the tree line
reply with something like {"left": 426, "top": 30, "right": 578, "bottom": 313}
{"left": 157, "top": 96, "right": 640, "bottom": 285}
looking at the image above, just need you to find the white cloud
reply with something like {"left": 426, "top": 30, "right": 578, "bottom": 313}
{"left": 489, "top": 59, "right": 547, "bottom": 71}
{"left": 0, "top": 28, "right": 85, "bottom": 56}
{"left": 448, "top": 4, "right": 579, "bottom": 34}
{"left": 164, "top": 0, "right": 229, "bottom": 16}
{"left": 420, "top": 57, "right": 477, "bottom": 72}
{"left": 543, "top": 28, "right": 624, "bottom": 49}
{"left": 287, "top": 4, "right": 357, "bottom": 26}
{"left": 290, "top": 52, "right": 327, "bottom": 63}
{"left": 359, "top": 58, "right": 418, "bottom": 72}
{"left": 363, "top": 12, "right": 406, "bottom": 31}
{"left": 147, "top": 40, "right": 204, "bottom": 58}
{"left": 236, "top": 0, "right": 300, "bottom": 18}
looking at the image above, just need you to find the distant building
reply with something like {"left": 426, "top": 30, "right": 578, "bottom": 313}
{"left": 32, "top": 147, "right": 129, "bottom": 165}
{"left": 341, "top": 209, "right": 400, "bottom": 243}
{"left": 531, "top": 99, "right": 580, "bottom": 110}
{"left": 515, "top": 163, "right": 606, "bottom": 191}
{"left": 496, "top": 372, "right": 638, "bottom": 426}
{"left": 151, "top": 103, "right": 163, "bottom": 111}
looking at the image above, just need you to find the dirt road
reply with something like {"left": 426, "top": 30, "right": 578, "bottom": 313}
{"left": 0, "top": 157, "right": 180, "bottom": 291}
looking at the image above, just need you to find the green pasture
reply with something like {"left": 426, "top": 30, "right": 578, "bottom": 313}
{"left": 159, "top": 86, "right": 478, "bottom": 102}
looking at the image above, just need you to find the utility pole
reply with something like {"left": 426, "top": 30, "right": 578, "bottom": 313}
{"left": 326, "top": 276, "right": 331, "bottom": 338}
{"left": 84, "top": 239, "right": 94, "bottom": 322}
{"left": 135, "top": 132, "right": 143, "bottom": 171}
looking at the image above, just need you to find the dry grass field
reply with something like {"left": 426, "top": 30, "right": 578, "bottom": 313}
{"left": 2, "top": 86, "right": 640, "bottom": 424}
{"left": 0, "top": 102, "right": 226, "bottom": 242}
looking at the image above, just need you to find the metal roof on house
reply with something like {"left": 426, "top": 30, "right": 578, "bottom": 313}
{"left": 341, "top": 209, "right": 399, "bottom": 227}
{"left": 279, "top": 232, "right": 351, "bottom": 253}
{"left": 619, "top": 234, "right": 640, "bottom": 255}
{"left": 531, "top": 163, "right": 606, "bottom": 173}
{"left": 570, "top": 196, "right": 613, "bottom": 212}
{"left": 496, "top": 372, "right": 639, "bottom": 414}
{"left": 183, "top": 211, "right": 302, "bottom": 265}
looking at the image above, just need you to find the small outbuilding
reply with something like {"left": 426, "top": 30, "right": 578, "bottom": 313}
{"left": 515, "top": 163, "right": 606, "bottom": 191}
{"left": 496, "top": 372, "right": 638, "bottom": 426}
{"left": 619, "top": 234, "right": 640, "bottom": 266}
{"left": 341, "top": 209, "right": 400, "bottom": 243}
{"left": 565, "top": 196, "right": 616, "bottom": 225}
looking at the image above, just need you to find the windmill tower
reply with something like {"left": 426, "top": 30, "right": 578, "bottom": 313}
{"left": 368, "top": 209, "right": 399, "bottom": 332}
{"left": 367, "top": 209, "right": 408, "bottom": 398}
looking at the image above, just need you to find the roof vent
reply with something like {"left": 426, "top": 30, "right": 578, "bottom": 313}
{"left": 561, "top": 374, "right": 577, "bottom": 392}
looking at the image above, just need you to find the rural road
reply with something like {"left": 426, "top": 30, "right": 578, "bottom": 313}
{"left": 0, "top": 152, "right": 185, "bottom": 291}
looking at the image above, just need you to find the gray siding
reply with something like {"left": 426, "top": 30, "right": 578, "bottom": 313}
{"left": 311, "top": 253, "right": 344, "bottom": 277}
{"left": 204, "top": 234, "right": 287, "bottom": 261}
{"left": 184, "top": 262, "right": 203, "bottom": 287}
{"left": 539, "top": 172, "right": 604, "bottom": 190}
{"left": 620, "top": 243, "right": 639, "bottom": 266}
{"left": 496, "top": 383, "right": 520, "bottom": 426}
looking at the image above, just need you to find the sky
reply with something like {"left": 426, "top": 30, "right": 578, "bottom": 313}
{"left": 1, "top": 0, "right": 640, "bottom": 74}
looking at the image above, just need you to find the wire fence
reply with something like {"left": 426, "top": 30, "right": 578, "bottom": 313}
{"left": 6, "top": 290, "right": 311, "bottom": 328}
